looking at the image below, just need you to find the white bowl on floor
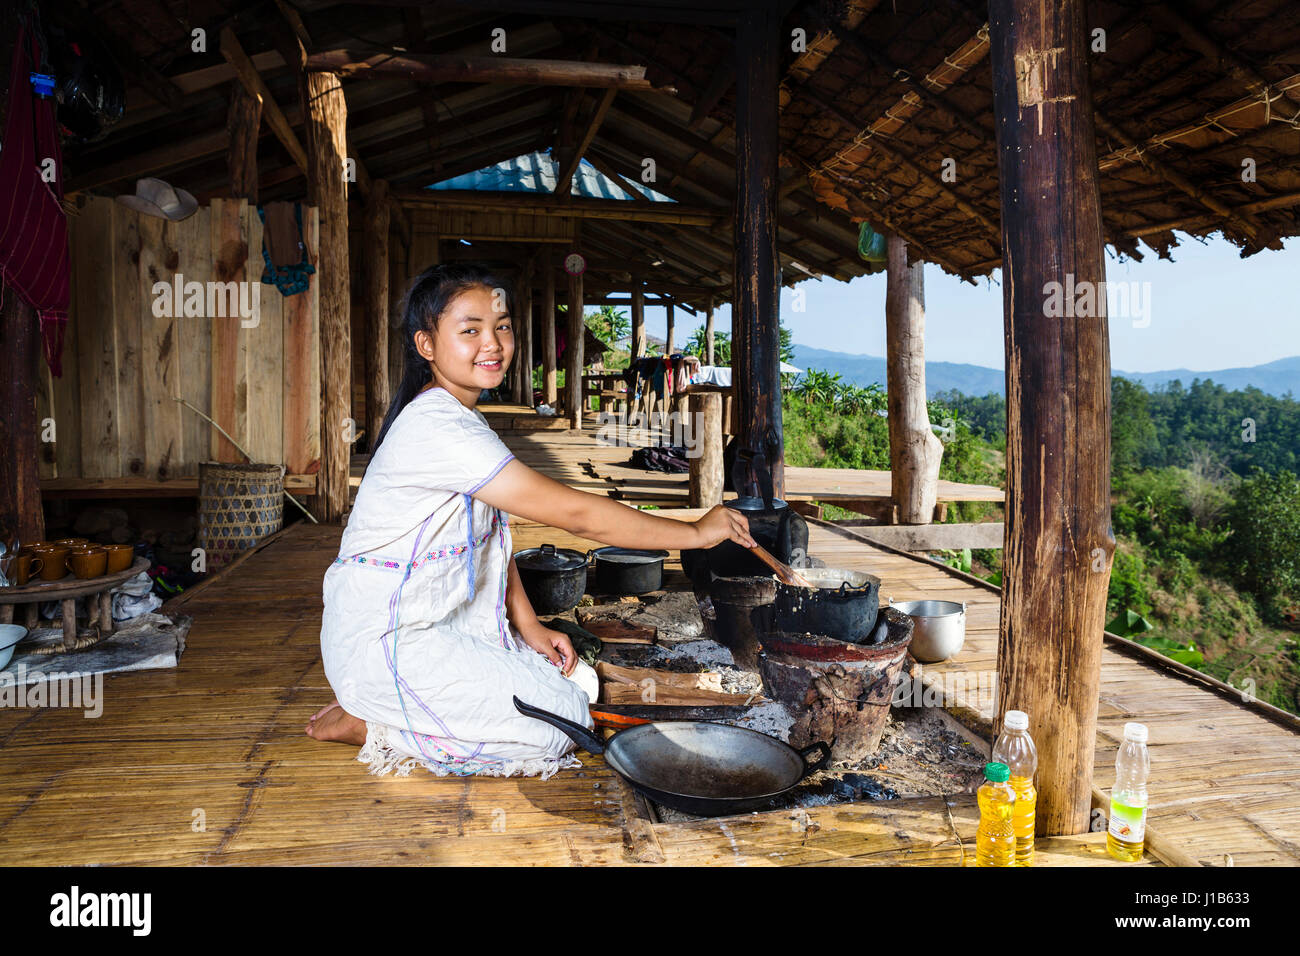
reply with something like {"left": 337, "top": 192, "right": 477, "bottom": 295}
{"left": 0, "top": 624, "right": 28, "bottom": 670}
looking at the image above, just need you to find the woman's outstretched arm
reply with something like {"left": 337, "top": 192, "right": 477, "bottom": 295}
{"left": 474, "top": 459, "right": 756, "bottom": 552}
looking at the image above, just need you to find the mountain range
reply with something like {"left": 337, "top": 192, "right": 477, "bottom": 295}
{"left": 789, "top": 346, "right": 1300, "bottom": 399}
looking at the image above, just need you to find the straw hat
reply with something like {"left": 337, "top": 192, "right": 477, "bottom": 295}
{"left": 116, "top": 177, "right": 199, "bottom": 221}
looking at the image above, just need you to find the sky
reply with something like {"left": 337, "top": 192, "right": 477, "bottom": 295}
{"left": 637, "top": 233, "right": 1300, "bottom": 373}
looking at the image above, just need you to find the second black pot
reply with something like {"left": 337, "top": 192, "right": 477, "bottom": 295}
{"left": 590, "top": 547, "right": 668, "bottom": 595}
{"left": 514, "top": 544, "right": 588, "bottom": 614}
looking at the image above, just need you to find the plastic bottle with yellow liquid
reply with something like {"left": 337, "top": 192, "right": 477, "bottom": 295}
{"left": 1107, "top": 722, "right": 1150, "bottom": 861}
{"left": 992, "top": 709, "right": 1038, "bottom": 866}
{"left": 975, "top": 762, "right": 1017, "bottom": 866}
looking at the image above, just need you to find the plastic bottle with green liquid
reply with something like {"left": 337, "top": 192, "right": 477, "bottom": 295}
{"left": 1107, "top": 722, "right": 1150, "bottom": 861}
{"left": 975, "top": 762, "right": 1017, "bottom": 866}
{"left": 992, "top": 709, "right": 1038, "bottom": 866}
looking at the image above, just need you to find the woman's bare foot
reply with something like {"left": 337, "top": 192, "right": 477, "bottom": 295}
{"left": 305, "top": 699, "right": 367, "bottom": 746}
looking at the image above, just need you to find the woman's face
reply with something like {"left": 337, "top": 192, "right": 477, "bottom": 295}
{"left": 415, "top": 285, "right": 514, "bottom": 404}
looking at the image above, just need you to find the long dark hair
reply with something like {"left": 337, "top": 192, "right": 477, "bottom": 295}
{"left": 371, "top": 262, "right": 514, "bottom": 452}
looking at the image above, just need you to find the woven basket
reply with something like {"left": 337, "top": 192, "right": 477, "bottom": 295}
{"left": 198, "top": 462, "right": 285, "bottom": 570}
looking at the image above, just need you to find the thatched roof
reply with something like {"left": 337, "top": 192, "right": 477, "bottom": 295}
{"left": 53, "top": 0, "right": 1300, "bottom": 298}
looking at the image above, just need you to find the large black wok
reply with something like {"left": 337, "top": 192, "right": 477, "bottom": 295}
{"left": 514, "top": 697, "right": 829, "bottom": 816}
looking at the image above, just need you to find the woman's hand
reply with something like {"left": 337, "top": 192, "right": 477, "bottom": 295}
{"left": 692, "top": 504, "right": 757, "bottom": 550}
{"left": 519, "top": 623, "right": 578, "bottom": 676}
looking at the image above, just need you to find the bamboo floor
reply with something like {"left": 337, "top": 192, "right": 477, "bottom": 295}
{"left": 2, "top": 406, "right": 1294, "bottom": 866}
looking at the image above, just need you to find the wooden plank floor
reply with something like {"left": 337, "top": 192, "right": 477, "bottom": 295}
{"left": 3, "top": 408, "right": 1291, "bottom": 866}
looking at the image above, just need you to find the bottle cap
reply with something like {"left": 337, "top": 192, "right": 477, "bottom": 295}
{"left": 984, "top": 762, "right": 1010, "bottom": 782}
{"left": 1003, "top": 710, "right": 1029, "bottom": 731}
{"left": 1123, "top": 722, "right": 1149, "bottom": 743}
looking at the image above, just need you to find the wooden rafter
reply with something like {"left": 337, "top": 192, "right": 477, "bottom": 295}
{"left": 393, "top": 189, "right": 726, "bottom": 226}
{"left": 306, "top": 50, "right": 671, "bottom": 91}
{"left": 555, "top": 88, "right": 618, "bottom": 196}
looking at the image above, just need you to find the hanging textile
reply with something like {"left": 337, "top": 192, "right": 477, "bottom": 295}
{"left": 0, "top": 22, "right": 71, "bottom": 375}
{"left": 259, "top": 201, "right": 316, "bottom": 296}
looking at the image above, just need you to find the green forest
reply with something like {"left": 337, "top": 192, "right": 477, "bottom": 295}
{"left": 926, "top": 379, "right": 1300, "bottom": 714}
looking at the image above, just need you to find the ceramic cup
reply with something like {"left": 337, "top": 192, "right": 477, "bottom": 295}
{"left": 69, "top": 546, "right": 108, "bottom": 580}
{"left": 31, "top": 545, "right": 70, "bottom": 581}
{"left": 12, "top": 552, "right": 44, "bottom": 586}
{"left": 53, "top": 537, "right": 89, "bottom": 549}
{"left": 104, "top": 544, "right": 135, "bottom": 574}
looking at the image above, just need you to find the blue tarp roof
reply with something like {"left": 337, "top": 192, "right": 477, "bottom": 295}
{"left": 425, "top": 151, "right": 675, "bottom": 202}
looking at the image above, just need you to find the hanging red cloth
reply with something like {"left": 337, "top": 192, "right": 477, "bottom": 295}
{"left": 0, "top": 22, "right": 71, "bottom": 375}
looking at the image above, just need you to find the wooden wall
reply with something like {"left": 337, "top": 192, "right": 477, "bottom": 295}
{"left": 35, "top": 196, "right": 321, "bottom": 482}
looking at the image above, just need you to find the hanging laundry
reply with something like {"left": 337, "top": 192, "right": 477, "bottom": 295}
{"left": 0, "top": 23, "right": 71, "bottom": 375}
{"left": 259, "top": 201, "right": 316, "bottom": 296}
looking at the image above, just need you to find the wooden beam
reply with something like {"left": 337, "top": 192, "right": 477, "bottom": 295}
{"left": 989, "top": 0, "right": 1114, "bottom": 836}
{"left": 363, "top": 180, "right": 392, "bottom": 452}
{"left": 690, "top": 60, "right": 735, "bottom": 128}
{"left": 306, "top": 51, "right": 670, "bottom": 91}
{"left": 220, "top": 27, "right": 309, "bottom": 174}
{"left": 226, "top": 82, "right": 262, "bottom": 203}
{"left": 705, "top": 296, "right": 715, "bottom": 364}
{"left": 566, "top": 253, "right": 585, "bottom": 429}
{"left": 302, "top": 69, "right": 353, "bottom": 522}
{"left": 630, "top": 276, "right": 646, "bottom": 360}
{"left": 885, "top": 235, "right": 943, "bottom": 524}
{"left": 733, "top": 4, "right": 784, "bottom": 497}
{"left": 555, "top": 88, "right": 618, "bottom": 197}
{"left": 515, "top": 257, "right": 535, "bottom": 406}
{"left": 392, "top": 189, "right": 726, "bottom": 226}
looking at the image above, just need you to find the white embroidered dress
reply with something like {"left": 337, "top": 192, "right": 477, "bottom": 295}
{"left": 321, "top": 386, "right": 591, "bottom": 778}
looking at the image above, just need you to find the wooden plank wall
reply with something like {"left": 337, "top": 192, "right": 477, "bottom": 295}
{"left": 36, "top": 196, "right": 321, "bottom": 481}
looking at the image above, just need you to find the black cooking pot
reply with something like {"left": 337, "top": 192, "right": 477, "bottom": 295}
{"left": 772, "top": 567, "right": 881, "bottom": 643}
{"left": 590, "top": 547, "right": 668, "bottom": 595}
{"left": 514, "top": 544, "right": 588, "bottom": 614}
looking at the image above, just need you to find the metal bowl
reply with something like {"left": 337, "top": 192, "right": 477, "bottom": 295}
{"left": 0, "top": 624, "right": 28, "bottom": 671}
{"left": 889, "top": 599, "right": 966, "bottom": 663}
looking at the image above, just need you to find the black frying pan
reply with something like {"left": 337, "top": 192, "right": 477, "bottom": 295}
{"left": 514, "top": 696, "right": 830, "bottom": 817}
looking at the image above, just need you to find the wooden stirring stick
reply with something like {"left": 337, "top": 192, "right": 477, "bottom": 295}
{"left": 748, "top": 543, "right": 816, "bottom": 588}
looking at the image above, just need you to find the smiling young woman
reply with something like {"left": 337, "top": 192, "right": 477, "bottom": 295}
{"left": 308, "top": 263, "right": 755, "bottom": 779}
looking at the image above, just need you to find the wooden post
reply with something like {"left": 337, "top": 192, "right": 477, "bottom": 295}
{"left": 566, "top": 263, "right": 585, "bottom": 430}
{"left": 0, "top": 294, "right": 45, "bottom": 547}
{"left": 665, "top": 300, "right": 675, "bottom": 355}
{"left": 705, "top": 296, "right": 716, "bottom": 365}
{"left": 515, "top": 260, "right": 534, "bottom": 406}
{"left": 302, "top": 69, "right": 352, "bottom": 521}
{"left": 541, "top": 252, "right": 557, "bottom": 408}
{"left": 885, "top": 234, "right": 943, "bottom": 524}
{"left": 362, "top": 179, "right": 390, "bottom": 452}
{"left": 990, "top": 0, "right": 1115, "bottom": 836}
{"left": 631, "top": 276, "right": 646, "bottom": 360}
{"left": 733, "top": 3, "right": 784, "bottom": 497}
{"left": 227, "top": 82, "right": 261, "bottom": 202}
{"left": 687, "top": 392, "right": 723, "bottom": 508}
